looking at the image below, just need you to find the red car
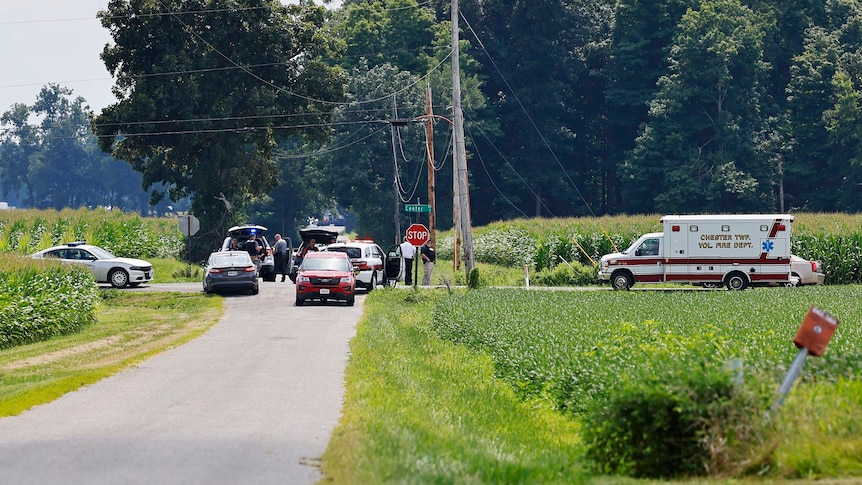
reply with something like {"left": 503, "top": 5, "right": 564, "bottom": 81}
{"left": 295, "top": 252, "right": 357, "bottom": 306}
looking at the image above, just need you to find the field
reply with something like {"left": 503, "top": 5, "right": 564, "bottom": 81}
{"left": 323, "top": 286, "right": 862, "bottom": 482}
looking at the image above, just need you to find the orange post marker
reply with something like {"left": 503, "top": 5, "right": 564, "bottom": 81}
{"left": 793, "top": 306, "right": 839, "bottom": 357}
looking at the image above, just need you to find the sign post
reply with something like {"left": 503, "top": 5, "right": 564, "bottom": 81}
{"left": 178, "top": 214, "right": 200, "bottom": 264}
{"left": 768, "top": 306, "right": 839, "bottom": 417}
{"left": 405, "top": 223, "right": 429, "bottom": 288}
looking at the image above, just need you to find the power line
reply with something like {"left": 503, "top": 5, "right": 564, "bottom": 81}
{"left": 460, "top": 11, "right": 596, "bottom": 218}
{"left": 463, "top": 110, "right": 553, "bottom": 217}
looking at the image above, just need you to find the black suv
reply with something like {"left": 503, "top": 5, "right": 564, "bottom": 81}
{"left": 221, "top": 224, "right": 277, "bottom": 282}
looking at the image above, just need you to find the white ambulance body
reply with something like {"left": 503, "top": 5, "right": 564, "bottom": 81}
{"left": 598, "top": 214, "right": 794, "bottom": 290}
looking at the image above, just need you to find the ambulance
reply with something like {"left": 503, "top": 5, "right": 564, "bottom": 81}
{"left": 598, "top": 214, "right": 794, "bottom": 290}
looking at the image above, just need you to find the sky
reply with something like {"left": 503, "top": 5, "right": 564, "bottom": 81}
{"left": 0, "top": 1, "right": 338, "bottom": 115}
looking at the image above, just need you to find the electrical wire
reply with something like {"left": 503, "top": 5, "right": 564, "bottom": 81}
{"left": 463, "top": 110, "right": 553, "bottom": 217}
{"left": 460, "top": 11, "right": 596, "bottom": 218}
{"left": 465, "top": 124, "right": 529, "bottom": 218}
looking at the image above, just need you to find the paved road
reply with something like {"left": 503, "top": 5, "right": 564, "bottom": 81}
{"left": 0, "top": 281, "right": 363, "bottom": 485}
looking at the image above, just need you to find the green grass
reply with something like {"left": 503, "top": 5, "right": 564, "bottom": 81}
{"left": 321, "top": 288, "right": 588, "bottom": 484}
{"left": 0, "top": 291, "right": 222, "bottom": 416}
{"left": 426, "top": 258, "right": 528, "bottom": 287}
{"left": 323, "top": 286, "right": 862, "bottom": 483}
{"left": 151, "top": 258, "right": 204, "bottom": 283}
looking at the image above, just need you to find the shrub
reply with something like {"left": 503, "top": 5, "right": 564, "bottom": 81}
{"left": 532, "top": 261, "right": 598, "bottom": 286}
{"left": 582, "top": 362, "right": 763, "bottom": 479}
{"left": 467, "top": 267, "right": 483, "bottom": 289}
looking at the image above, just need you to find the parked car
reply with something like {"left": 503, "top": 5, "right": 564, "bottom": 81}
{"left": 30, "top": 241, "right": 153, "bottom": 288}
{"left": 203, "top": 250, "right": 259, "bottom": 295}
{"left": 288, "top": 226, "right": 343, "bottom": 283}
{"left": 790, "top": 255, "right": 825, "bottom": 286}
{"left": 220, "top": 224, "right": 276, "bottom": 282}
{"left": 294, "top": 251, "right": 357, "bottom": 306}
{"left": 324, "top": 240, "right": 387, "bottom": 291}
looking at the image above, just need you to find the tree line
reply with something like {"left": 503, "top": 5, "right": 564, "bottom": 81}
{"left": 2, "top": 0, "right": 861, "bottom": 248}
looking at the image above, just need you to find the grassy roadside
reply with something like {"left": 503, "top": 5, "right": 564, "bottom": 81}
{"left": 321, "top": 288, "right": 588, "bottom": 484}
{"left": 322, "top": 287, "right": 862, "bottom": 484}
{"left": 0, "top": 291, "right": 222, "bottom": 417}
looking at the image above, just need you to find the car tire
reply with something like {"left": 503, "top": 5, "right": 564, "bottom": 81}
{"left": 725, "top": 271, "right": 749, "bottom": 291}
{"left": 611, "top": 270, "right": 633, "bottom": 291}
{"left": 295, "top": 295, "right": 304, "bottom": 306}
{"left": 367, "top": 273, "right": 377, "bottom": 292}
{"left": 347, "top": 295, "right": 355, "bottom": 306}
{"left": 251, "top": 286, "right": 259, "bottom": 295}
{"left": 109, "top": 269, "right": 130, "bottom": 288}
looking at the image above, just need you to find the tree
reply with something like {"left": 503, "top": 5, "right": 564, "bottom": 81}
{"left": 319, "top": 61, "right": 426, "bottom": 245}
{"left": 605, "top": 0, "right": 695, "bottom": 213}
{"left": 787, "top": 0, "right": 862, "bottom": 211}
{"left": 0, "top": 84, "right": 153, "bottom": 211}
{"left": 92, "top": 0, "right": 345, "bottom": 245}
{"left": 624, "top": 0, "right": 773, "bottom": 213}
{"left": 470, "top": 0, "right": 613, "bottom": 218}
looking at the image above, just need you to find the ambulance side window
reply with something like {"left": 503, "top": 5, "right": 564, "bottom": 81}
{"left": 637, "top": 238, "right": 660, "bottom": 256}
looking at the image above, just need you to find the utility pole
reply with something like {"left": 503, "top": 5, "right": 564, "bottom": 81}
{"left": 389, "top": 96, "right": 402, "bottom": 244}
{"left": 424, "top": 84, "right": 437, "bottom": 249}
{"left": 451, "top": 0, "right": 474, "bottom": 275}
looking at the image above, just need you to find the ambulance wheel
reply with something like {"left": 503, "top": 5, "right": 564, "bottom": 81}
{"left": 724, "top": 272, "right": 749, "bottom": 291}
{"left": 611, "top": 271, "right": 633, "bottom": 291}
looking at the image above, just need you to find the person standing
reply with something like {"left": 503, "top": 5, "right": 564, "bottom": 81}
{"left": 421, "top": 241, "right": 436, "bottom": 286}
{"left": 273, "top": 234, "right": 288, "bottom": 282}
{"left": 399, "top": 236, "right": 416, "bottom": 286}
{"left": 244, "top": 233, "right": 263, "bottom": 272}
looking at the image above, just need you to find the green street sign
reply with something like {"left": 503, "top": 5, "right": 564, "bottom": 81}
{"left": 405, "top": 204, "right": 432, "bottom": 213}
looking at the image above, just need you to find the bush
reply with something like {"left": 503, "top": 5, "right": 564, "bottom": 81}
{"left": 582, "top": 362, "right": 762, "bottom": 479}
{"left": 467, "top": 267, "right": 483, "bottom": 289}
{"left": 0, "top": 254, "right": 98, "bottom": 349}
{"left": 532, "top": 261, "right": 598, "bottom": 286}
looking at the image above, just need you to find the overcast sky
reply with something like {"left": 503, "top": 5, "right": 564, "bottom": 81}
{"left": 0, "top": 1, "right": 338, "bottom": 115}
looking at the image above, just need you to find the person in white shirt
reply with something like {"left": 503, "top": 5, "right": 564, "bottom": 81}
{"left": 399, "top": 236, "right": 417, "bottom": 285}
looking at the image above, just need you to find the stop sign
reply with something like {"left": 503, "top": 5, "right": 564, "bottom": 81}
{"left": 405, "top": 223, "right": 430, "bottom": 246}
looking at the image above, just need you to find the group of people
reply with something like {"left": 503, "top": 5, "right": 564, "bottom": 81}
{"left": 399, "top": 237, "right": 436, "bottom": 286}
{"left": 233, "top": 231, "right": 437, "bottom": 286}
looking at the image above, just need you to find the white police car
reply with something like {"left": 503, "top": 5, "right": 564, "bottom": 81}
{"left": 31, "top": 241, "right": 154, "bottom": 288}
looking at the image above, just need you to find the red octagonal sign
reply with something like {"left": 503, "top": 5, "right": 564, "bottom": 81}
{"left": 405, "top": 223, "right": 430, "bottom": 246}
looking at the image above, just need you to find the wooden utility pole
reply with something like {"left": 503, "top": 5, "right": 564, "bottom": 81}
{"left": 451, "top": 0, "right": 474, "bottom": 275}
{"left": 389, "top": 96, "right": 401, "bottom": 244}
{"left": 424, "top": 85, "right": 437, "bottom": 249}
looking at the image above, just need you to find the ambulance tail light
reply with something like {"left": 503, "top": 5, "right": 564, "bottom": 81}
{"left": 672, "top": 225, "right": 681, "bottom": 232}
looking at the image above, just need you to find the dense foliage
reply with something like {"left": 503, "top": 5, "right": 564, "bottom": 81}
{"left": 432, "top": 286, "right": 862, "bottom": 477}
{"left": 91, "top": 0, "right": 345, "bottom": 249}
{"left": 4, "top": 0, "right": 862, "bottom": 247}
{"left": 0, "top": 86, "right": 167, "bottom": 214}
{"left": 0, "top": 254, "right": 98, "bottom": 349}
